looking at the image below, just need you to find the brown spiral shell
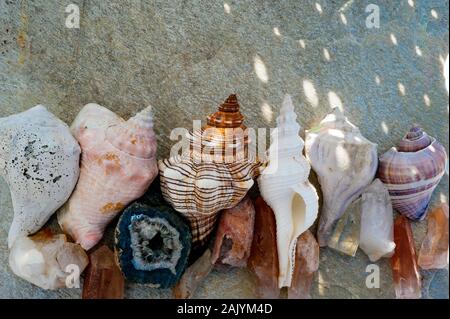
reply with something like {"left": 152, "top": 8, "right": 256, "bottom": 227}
{"left": 159, "top": 95, "right": 263, "bottom": 250}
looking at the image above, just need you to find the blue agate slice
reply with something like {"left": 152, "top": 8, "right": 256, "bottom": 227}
{"left": 115, "top": 203, "right": 191, "bottom": 288}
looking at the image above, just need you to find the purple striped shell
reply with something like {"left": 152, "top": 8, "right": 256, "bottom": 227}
{"left": 378, "top": 126, "right": 447, "bottom": 220}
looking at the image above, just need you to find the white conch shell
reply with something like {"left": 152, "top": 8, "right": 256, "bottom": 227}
{"left": 57, "top": 103, "right": 158, "bottom": 250}
{"left": 0, "top": 105, "right": 80, "bottom": 248}
{"left": 258, "top": 95, "right": 319, "bottom": 288}
{"left": 9, "top": 230, "right": 88, "bottom": 290}
{"left": 305, "top": 108, "right": 378, "bottom": 246}
{"left": 359, "top": 179, "right": 396, "bottom": 262}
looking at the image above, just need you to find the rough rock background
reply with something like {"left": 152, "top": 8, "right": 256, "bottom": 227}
{"left": 0, "top": 0, "right": 448, "bottom": 299}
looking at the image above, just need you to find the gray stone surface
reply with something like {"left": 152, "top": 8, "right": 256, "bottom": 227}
{"left": 0, "top": 0, "right": 448, "bottom": 299}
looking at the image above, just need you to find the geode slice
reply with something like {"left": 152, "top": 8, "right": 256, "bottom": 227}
{"left": 115, "top": 203, "right": 191, "bottom": 288}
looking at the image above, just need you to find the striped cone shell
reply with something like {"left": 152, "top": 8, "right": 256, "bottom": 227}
{"left": 378, "top": 126, "right": 447, "bottom": 221}
{"left": 159, "top": 95, "right": 263, "bottom": 248}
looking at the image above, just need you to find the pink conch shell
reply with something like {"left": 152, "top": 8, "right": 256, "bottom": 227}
{"left": 377, "top": 125, "right": 447, "bottom": 221}
{"left": 58, "top": 103, "right": 158, "bottom": 250}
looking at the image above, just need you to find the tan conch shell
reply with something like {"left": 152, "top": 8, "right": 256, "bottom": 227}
{"left": 258, "top": 95, "right": 319, "bottom": 288}
{"left": 159, "top": 95, "right": 262, "bottom": 250}
{"left": 58, "top": 103, "right": 158, "bottom": 250}
{"left": 305, "top": 108, "right": 378, "bottom": 246}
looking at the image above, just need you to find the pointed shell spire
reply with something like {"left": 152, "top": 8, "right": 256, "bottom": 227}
{"left": 206, "top": 94, "right": 245, "bottom": 128}
{"left": 129, "top": 105, "right": 154, "bottom": 129}
{"left": 396, "top": 125, "right": 432, "bottom": 152}
{"left": 106, "top": 106, "right": 157, "bottom": 159}
{"left": 276, "top": 95, "right": 300, "bottom": 136}
{"left": 320, "top": 107, "right": 357, "bottom": 133}
{"left": 191, "top": 94, "right": 252, "bottom": 163}
{"left": 268, "top": 95, "right": 304, "bottom": 159}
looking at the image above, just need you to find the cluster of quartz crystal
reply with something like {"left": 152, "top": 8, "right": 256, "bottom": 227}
{"left": 391, "top": 216, "right": 422, "bottom": 299}
{"left": 418, "top": 204, "right": 449, "bottom": 270}
{"left": 83, "top": 246, "right": 124, "bottom": 299}
{"left": 212, "top": 195, "right": 255, "bottom": 268}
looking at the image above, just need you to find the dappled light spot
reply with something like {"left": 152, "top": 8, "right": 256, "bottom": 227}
{"left": 299, "top": 39, "right": 306, "bottom": 49}
{"left": 390, "top": 33, "right": 398, "bottom": 45}
{"left": 261, "top": 102, "right": 273, "bottom": 123}
{"left": 408, "top": 0, "right": 414, "bottom": 7}
{"left": 398, "top": 82, "right": 406, "bottom": 96}
{"left": 303, "top": 80, "right": 319, "bottom": 107}
{"left": 415, "top": 46, "right": 422, "bottom": 57}
{"left": 317, "top": 271, "right": 326, "bottom": 296}
{"left": 339, "top": 0, "right": 353, "bottom": 11}
{"left": 375, "top": 75, "right": 381, "bottom": 85}
{"left": 409, "top": 167, "right": 419, "bottom": 175}
{"left": 273, "top": 27, "right": 281, "bottom": 37}
{"left": 444, "top": 54, "right": 449, "bottom": 94}
{"left": 445, "top": 158, "right": 449, "bottom": 175}
{"left": 328, "top": 91, "right": 343, "bottom": 111}
{"left": 323, "top": 48, "right": 331, "bottom": 61}
{"left": 423, "top": 94, "right": 431, "bottom": 107}
{"left": 408, "top": 168, "right": 421, "bottom": 183}
{"left": 223, "top": 3, "right": 231, "bottom": 14}
{"left": 335, "top": 144, "right": 350, "bottom": 169}
{"left": 431, "top": 9, "right": 438, "bottom": 19}
{"left": 440, "top": 193, "right": 448, "bottom": 204}
{"left": 381, "top": 121, "right": 389, "bottom": 134}
{"left": 340, "top": 13, "right": 348, "bottom": 25}
{"left": 329, "top": 129, "right": 345, "bottom": 138}
{"left": 315, "top": 3, "right": 323, "bottom": 14}
{"left": 254, "top": 55, "right": 268, "bottom": 83}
